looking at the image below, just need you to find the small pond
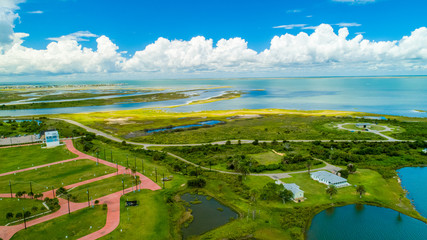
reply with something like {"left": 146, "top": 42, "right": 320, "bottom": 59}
{"left": 306, "top": 204, "right": 427, "bottom": 240}
{"left": 146, "top": 120, "right": 222, "bottom": 133}
{"left": 181, "top": 193, "right": 237, "bottom": 239}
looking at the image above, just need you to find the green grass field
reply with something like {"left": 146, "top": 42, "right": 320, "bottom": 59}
{"left": 67, "top": 175, "right": 139, "bottom": 202}
{"left": 74, "top": 139, "right": 178, "bottom": 189}
{"left": 100, "top": 190, "right": 172, "bottom": 240}
{"left": 0, "top": 159, "right": 115, "bottom": 194}
{"left": 11, "top": 205, "right": 107, "bottom": 240}
{"left": 249, "top": 151, "right": 283, "bottom": 165}
{"left": 56, "top": 109, "right": 391, "bottom": 144}
{"left": 0, "top": 198, "right": 47, "bottom": 226}
{"left": 0, "top": 145, "right": 77, "bottom": 174}
{"left": 280, "top": 169, "right": 421, "bottom": 218}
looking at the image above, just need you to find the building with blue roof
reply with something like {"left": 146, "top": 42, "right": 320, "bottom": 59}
{"left": 310, "top": 171, "right": 350, "bottom": 188}
{"left": 275, "top": 180, "right": 305, "bottom": 202}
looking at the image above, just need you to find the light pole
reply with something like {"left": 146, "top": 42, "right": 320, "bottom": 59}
{"left": 155, "top": 168, "right": 157, "bottom": 182}
{"left": 116, "top": 162, "right": 118, "bottom": 175}
{"left": 141, "top": 159, "right": 144, "bottom": 173}
{"left": 126, "top": 154, "right": 129, "bottom": 167}
{"left": 162, "top": 173, "right": 165, "bottom": 189}
{"left": 134, "top": 156, "right": 136, "bottom": 170}
{"left": 23, "top": 208, "right": 27, "bottom": 229}
{"left": 68, "top": 195, "right": 70, "bottom": 214}
{"left": 110, "top": 150, "right": 112, "bottom": 162}
{"left": 9, "top": 180, "right": 12, "bottom": 198}
{"left": 96, "top": 151, "right": 99, "bottom": 165}
{"left": 52, "top": 186, "right": 55, "bottom": 198}
{"left": 29, "top": 182, "right": 33, "bottom": 198}
{"left": 87, "top": 189, "right": 90, "bottom": 207}
{"left": 122, "top": 178, "right": 125, "bottom": 195}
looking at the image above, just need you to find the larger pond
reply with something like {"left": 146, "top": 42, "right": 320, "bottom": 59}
{"left": 398, "top": 167, "right": 427, "bottom": 217}
{"left": 306, "top": 204, "right": 427, "bottom": 240}
{"left": 181, "top": 193, "right": 238, "bottom": 239}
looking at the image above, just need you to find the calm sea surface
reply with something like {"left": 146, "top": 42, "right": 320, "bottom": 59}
{"left": 1, "top": 77, "right": 426, "bottom": 117}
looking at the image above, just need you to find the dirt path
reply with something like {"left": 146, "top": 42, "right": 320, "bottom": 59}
{"left": 0, "top": 140, "right": 160, "bottom": 240}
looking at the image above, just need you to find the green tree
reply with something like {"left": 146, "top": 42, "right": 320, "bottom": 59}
{"left": 249, "top": 189, "right": 259, "bottom": 204}
{"left": 31, "top": 206, "right": 38, "bottom": 212}
{"left": 15, "top": 212, "right": 23, "bottom": 219}
{"left": 306, "top": 159, "right": 313, "bottom": 174}
{"left": 347, "top": 163, "right": 357, "bottom": 173}
{"left": 24, "top": 211, "right": 31, "bottom": 218}
{"left": 279, "top": 189, "right": 294, "bottom": 204}
{"left": 356, "top": 185, "right": 366, "bottom": 198}
{"left": 56, "top": 187, "right": 68, "bottom": 196}
{"left": 6, "top": 212, "right": 14, "bottom": 220}
{"left": 326, "top": 185, "right": 338, "bottom": 199}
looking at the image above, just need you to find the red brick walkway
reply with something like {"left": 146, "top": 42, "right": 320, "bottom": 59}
{"left": 0, "top": 140, "right": 161, "bottom": 240}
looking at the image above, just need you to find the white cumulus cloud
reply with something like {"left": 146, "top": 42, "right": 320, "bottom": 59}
{"left": 0, "top": 1, "right": 427, "bottom": 77}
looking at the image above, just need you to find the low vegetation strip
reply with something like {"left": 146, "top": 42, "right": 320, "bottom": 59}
{"left": 0, "top": 91, "right": 194, "bottom": 110}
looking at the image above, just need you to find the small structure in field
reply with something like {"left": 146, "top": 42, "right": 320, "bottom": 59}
{"left": 125, "top": 201, "right": 138, "bottom": 207}
{"left": 275, "top": 180, "right": 305, "bottom": 202}
{"left": 355, "top": 123, "right": 372, "bottom": 129}
{"left": 310, "top": 171, "right": 350, "bottom": 188}
{"left": 41, "top": 130, "right": 60, "bottom": 148}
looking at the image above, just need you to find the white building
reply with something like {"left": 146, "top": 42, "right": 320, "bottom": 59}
{"left": 310, "top": 171, "right": 350, "bottom": 188}
{"left": 43, "top": 130, "right": 60, "bottom": 148}
{"left": 275, "top": 180, "right": 305, "bottom": 202}
{"left": 355, "top": 123, "right": 372, "bottom": 129}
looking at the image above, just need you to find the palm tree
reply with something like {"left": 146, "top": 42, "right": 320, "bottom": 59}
{"left": 326, "top": 185, "right": 338, "bottom": 199}
{"left": 306, "top": 160, "right": 313, "bottom": 174}
{"left": 356, "top": 185, "right": 366, "bottom": 198}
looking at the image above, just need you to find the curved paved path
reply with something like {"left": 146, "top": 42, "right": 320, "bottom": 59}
{"left": 167, "top": 152, "right": 340, "bottom": 179}
{"left": 0, "top": 140, "right": 160, "bottom": 240}
{"left": 336, "top": 123, "right": 398, "bottom": 141}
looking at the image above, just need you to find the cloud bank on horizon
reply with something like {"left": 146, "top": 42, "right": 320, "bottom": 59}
{"left": 1, "top": 0, "right": 427, "bottom": 77}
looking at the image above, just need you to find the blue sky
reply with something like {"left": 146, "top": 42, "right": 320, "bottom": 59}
{"left": 0, "top": 0, "right": 427, "bottom": 79}
{"left": 16, "top": 0, "right": 426, "bottom": 53}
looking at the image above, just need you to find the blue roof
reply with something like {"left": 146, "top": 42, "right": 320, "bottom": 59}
{"left": 311, "top": 171, "right": 348, "bottom": 184}
{"left": 283, "top": 183, "right": 304, "bottom": 195}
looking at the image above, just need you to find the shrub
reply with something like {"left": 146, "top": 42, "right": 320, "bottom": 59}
{"left": 15, "top": 212, "right": 23, "bottom": 219}
{"left": 95, "top": 200, "right": 100, "bottom": 205}
{"left": 187, "top": 178, "right": 207, "bottom": 188}
{"left": 339, "top": 169, "right": 349, "bottom": 179}
{"left": 31, "top": 206, "right": 38, "bottom": 212}
{"left": 6, "top": 212, "right": 14, "bottom": 219}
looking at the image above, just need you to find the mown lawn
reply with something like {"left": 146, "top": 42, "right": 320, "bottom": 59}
{"left": 74, "top": 139, "right": 178, "bottom": 188}
{"left": 0, "top": 198, "right": 47, "bottom": 226}
{"left": 100, "top": 190, "right": 172, "bottom": 240}
{"left": 249, "top": 151, "right": 283, "bottom": 165}
{"left": 0, "top": 159, "right": 115, "bottom": 194}
{"left": 0, "top": 144, "right": 77, "bottom": 174}
{"left": 11, "top": 205, "right": 107, "bottom": 240}
{"left": 67, "top": 175, "right": 138, "bottom": 202}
